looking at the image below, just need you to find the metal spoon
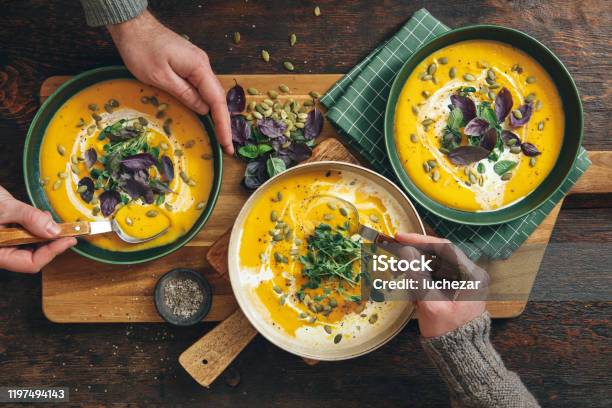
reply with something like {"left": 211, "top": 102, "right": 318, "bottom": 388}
{"left": 302, "top": 194, "right": 398, "bottom": 244}
{"left": 0, "top": 219, "right": 168, "bottom": 247}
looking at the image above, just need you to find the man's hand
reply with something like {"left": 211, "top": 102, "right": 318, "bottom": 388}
{"left": 395, "top": 232, "right": 486, "bottom": 338}
{"left": 107, "top": 10, "right": 233, "bottom": 155}
{"left": 0, "top": 187, "right": 76, "bottom": 273}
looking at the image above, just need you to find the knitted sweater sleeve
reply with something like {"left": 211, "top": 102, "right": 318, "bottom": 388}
{"left": 420, "top": 312, "right": 539, "bottom": 408}
{"left": 79, "top": 0, "right": 148, "bottom": 27}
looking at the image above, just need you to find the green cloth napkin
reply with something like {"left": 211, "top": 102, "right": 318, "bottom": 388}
{"left": 321, "top": 8, "right": 591, "bottom": 260}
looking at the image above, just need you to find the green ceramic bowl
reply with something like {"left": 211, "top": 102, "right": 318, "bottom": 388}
{"left": 384, "top": 25, "right": 583, "bottom": 225}
{"left": 23, "top": 66, "right": 223, "bottom": 264}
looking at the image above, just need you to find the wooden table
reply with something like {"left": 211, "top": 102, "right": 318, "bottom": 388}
{"left": 0, "top": 1, "right": 610, "bottom": 406}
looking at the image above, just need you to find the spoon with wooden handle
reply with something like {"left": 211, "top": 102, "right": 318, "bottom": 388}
{"left": 0, "top": 220, "right": 167, "bottom": 246}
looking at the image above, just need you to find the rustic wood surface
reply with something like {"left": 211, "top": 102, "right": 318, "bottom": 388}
{"left": 0, "top": 1, "right": 610, "bottom": 407}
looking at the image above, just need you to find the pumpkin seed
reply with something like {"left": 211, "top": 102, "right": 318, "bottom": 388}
{"left": 279, "top": 84, "right": 290, "bottom": 93}
{"left": 477, "top": 60, "right": 490, "bottom": 68}
{"left": 449, "top": 67, "right": 457, "bottom": 78}
{"left": 526, "top": 76, "right": 536, "bottom": 84}
{"left": 411, "top": 105, "right": 419, "bottom": 115}
{"left": 423, "top": 162, "right": 431, "bottom": 173}
{"left": 276, "top": 192, "right": 283, "bottom": 201}
{"left": 146, "top": 210, "right": 158, "bottom": 218}
{"left": 174, "top": 149, "right": 184, "bottom": 157}
{"left": 232, "top": 31, "right": 241, "bottom": 44}
{"left": 267, "top": 91, "right": 278, "bottom": 100}
{"left": 39, "top": 177, "right": 49, "bottom": 187}
{"left": 439, "top": 147, "right": 449, "bottom": 154}
{"left": 283, "top": 61, "right": 295, "bottom": 71}
{"left": 368, "top": 314, "right": 378, "bottom": 324}
{"left": 487, "top": 69, "right": 496, "bottom": 80}
{"left": 156, "top": 110, "right": 166, "bottom": 119}
{"left": 326, "top": 202, "right": 337, "bottom": 211}
{"left": 58, "top": 171, "right": 68, "bottom": 179}
{"left": 333, "top": 334, "right": 342, "bottom": 344}
{"left": 247, "top": 87, "right": 259, "bottom": 95}
{"left": 57, "top": 144, "right": 66, "bottom": 156}
{"left": 125, "top": 217, "right": 133, "bottom": 226}
{"left": 324, "top": 325, "right": 332, "bottom": 334}
{"left": 104, "top": 104, "right": 113, "bottom": 113}
{"left": 421, "top": 74, "right": 432, "bottom": 81}
{"left": 75, "top": 118, "right": 85, "bottom": 128}
{"left": 469, "top": 173, "right": 477, "bottom": 184}
{"left": 488, "top": 83, "right": 500, "bottom": 89}
{"left": 369, "top": 214, "right": 379, "bottom": 223}
{"left": 253, "top": 111, "right": 263, "bottom": 119}
{"left": 488, "top": 91, "right": 496, "bottom": 100}
{"left": 410, "top": 133, "right": 417, "bottom": 143}
{"left": 187, "top": 179, "right": 196, "bottom": 187}
{"left": 314, "top": 6, "right": 321, "bottom": 16}
{"left": 463, "top": 73, "right": 475, "bottom": 81}
{"left": 501, "top": 172, "right": 513, "bottom": 181}
{"left": 431, "top": 170, "right": 440, "bottom": 182}
{"left": 76, "top": 184, "right": 88, "bottom": 193}
{"left": 529, "top": 157, "right": 537, "bottom": 167}
{"left": 149, "top": 96, "right": 159, "bottom": 107}
{"left": 71, "top": 164, "right": 80, "bottom": 175}
{"left": 438, "top": 56, "right": 448, "bottom": 65}
{"left": 510, "top": 146, "right": 521, "bottom": 154}
{"left": 180, "top": 171, "right": 190, "bottom": 184}
{"left": 108, "top": 98, "right": 119, "bottom": 108}
{"left": 70, "top": 155, "right": 79, "bottom": 165}
{"left": 87, "top": 125, "right": 96, "bottom": 135}
{"left": 157, "top": 103, "right": 168, "bottom": 112}
{"left": 526, "top": 93, "right": 536, "bottom": 103}
{"left": 290, "top": 33, "right": 297, "bottom": 46}
{"left": 427, "top": 159, "right": 437, "bottom": 168}
{"left": 303, "top": 99, "right": 314, "bottom": 106}
{"left": 163, "top": 119, "right": 172, "bottom": 135}
{"left": 422, "top": 90, "right": 430, "bottom": 98}
{"left": 339, "top": 207, "right": 349, "bottom": 217}
{"left": 538, "top": 121, "right": 545, "bottom": 131}
{"left": 196, "top": 202, "right": 206, "bottom": 210}
{"left": 295, "top": 122, "right": 305, "bottom": 129}
{"left": 272, "top": 285, "right": 282, "bottom": 294}
{"left": 50, "top": 179, "right": 62, "bottom": 190}
{"left": 323, "top": 213, "right": 333, "bottom": 221}
{"left": 309, "top": 91, "right": 321, "bottom": 99}
{"left": 140, "top": 96, "right": 150, "bottom": 104}
{"left": 165, "top": 203, "right": 174, "bottom": 211}
{"left": 507, "top": 138, "right": 518, "bottom": 146}
{"left": 535, "top": 100, "right": 543, "bottom": 111}
{"left": 427, "top": 63, "right": 437, "bottom": 75}
{"left": 92, "top": 206, "right": 100, "bottom": 216}
{"left": 422, "top": 118, "right": 434, "bottom": 126}
{"left": 512, "top": 110, "right": 523, "bottom": 120}
{"left": 270, "top": 210, "right": 278, "bottom": 222}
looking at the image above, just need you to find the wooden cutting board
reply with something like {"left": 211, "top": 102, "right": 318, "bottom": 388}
{"left": 39, "top": 75, "right": 612, "bottom": 323}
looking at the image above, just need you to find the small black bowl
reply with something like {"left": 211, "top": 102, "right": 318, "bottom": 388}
{"left": 154, "top": 268, "right": 212, "bottom": 326}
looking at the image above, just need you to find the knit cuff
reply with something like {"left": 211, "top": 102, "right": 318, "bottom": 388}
{"left": 421, "top": 312, "right": 507, "bottom": 389}
{"left": 80, "top": 0, "right": 148, "bottom": 27}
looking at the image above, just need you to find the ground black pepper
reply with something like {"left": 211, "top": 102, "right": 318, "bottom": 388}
{"left": 163, "top": 277, "right": 204, "bottom": 319}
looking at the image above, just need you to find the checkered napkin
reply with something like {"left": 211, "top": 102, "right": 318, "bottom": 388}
{"left": 321, "top": 8, "right": 591, "bottom": 260}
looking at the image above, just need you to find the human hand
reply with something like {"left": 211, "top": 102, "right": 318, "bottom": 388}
{"left": 107, "top": 10, "right": 233, "bottom": 155}
{"left": 395, "top": 232, "right": 487, "bottom": 338}
{"left": 0, "top": 186, "right": 76, "bottom": 273}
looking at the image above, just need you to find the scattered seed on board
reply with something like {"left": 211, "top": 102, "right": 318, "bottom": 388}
{"left": 290, "top": 33, "right": 297, "bottom": 46}
{"left": 314, "top": 6, "right": 321, "bottom": 16}
{"left": 283, "top": 61, "right": 295, "bottom": 71}
{"left": 279, "top": 84, "right": 290, "bottom": 93}
{"left": 247, "top": 87, "right": 259, "bottom": 95}
{"left": 268, "top": 90, "right": 278, "bottom": 99}
{"left": 261, "top": 49, "right": 270, "bottom": 62}
{"left": 309, "top": 91, "right": 321, "bottom": 99}
{"left": 233, "top": 32, "right": 241, "bottom": 44}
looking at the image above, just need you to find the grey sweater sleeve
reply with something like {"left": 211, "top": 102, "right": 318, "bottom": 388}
{"left": 420, "top": 312, "right": 539, "bottom": 408}
{"left": 79, "top": 0, "right": 148, "bottom": 27}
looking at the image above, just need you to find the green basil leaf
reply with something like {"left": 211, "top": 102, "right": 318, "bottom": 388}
{"left": 478, "top": 105, "right": 500, "bottom": 130}
{"left": 238, "top": 144, "right": 259, "bottom": 159}
{"left": 257, "top": 144, "right": 273, "bottom": 155}
{"left": 493, "top": 160, "right": 517, "bottom": 175}
{"left": 447, "top": 107, "right": 464, "bottom": 130}
{"left": 266, "top": 157, "right": 286, "bottom": 178}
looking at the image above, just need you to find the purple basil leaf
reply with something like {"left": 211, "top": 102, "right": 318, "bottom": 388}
{"left": 77, "top": 177, "right": 94, "bottom": 203}
{"left": 84, "top": 148, "right": 97, "bottom": 169}
{"left": 226, "top": 81, "right": 246, "bottom": 114}
{"left": 149, "top": 179, "right": 173, "bottom": 194}
{"left": 448, "top": 146, "right": 491, "bottom": 166}
{"left": 479, "top": 128, "right": 498, "bottom": 151}
{"left": 159, "top": 155, "right": 174, "bottom": 181}
{"left": 231, "top": 115, "right": 251, "bottom": 145}
{"left": 120, "top": 153, "right": 157, "bottom": 172}
{"left": 450, "top": 94, "right": 476, "bottom": 123}
{"left": 521, "top": 143, "right": 541, "bottom": 157}
{"left": 501, "top": 130, "right": 521, "bottom": 146}
{"left": 304, "top": 108, "right": 324, "bottom": 139}
{"left": 257, "top": 118, "right": 287, "bottom": 139}
{"left": 494, "top": 87, "right": 513, "bottom": 123}
{"left": 99, "top": 190, "right": 120, "bottom": 217}
{"left": 121, "top": 177, "right": 151, "bottom": 200}
{"left": 271, "top": 136, "right": 288, "bottom": 152}
{"left": 287, "top": 143, "right": 312, "bottom": 163}
{"left": 243, "top": 160, "right": 266, "bottom": 191}
{"left": 509, "top": 103, "right": 533, "bottom": 128}
{"left": 464, "top": 118, "right": 490, "bottom": 136}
